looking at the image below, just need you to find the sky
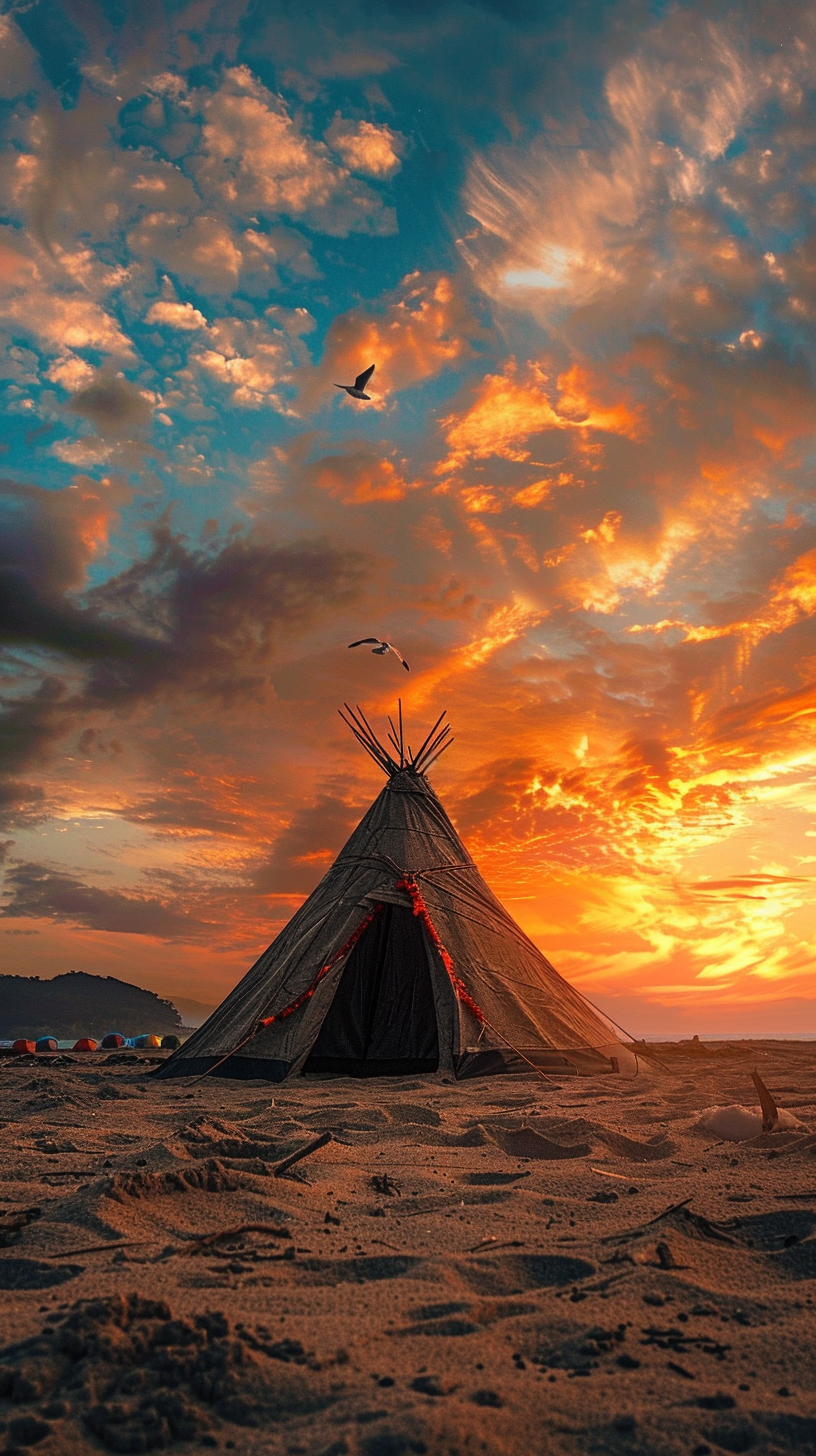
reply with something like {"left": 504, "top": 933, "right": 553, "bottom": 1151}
{"left": 1, "top": 0, "right": 815, "bottom": 1036}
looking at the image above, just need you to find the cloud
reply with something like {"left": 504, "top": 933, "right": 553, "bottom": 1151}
{"left": 129, "top": 213, "right": 314, "bottom": 295}
{"left": 300, "top": 440, "right": 417, "bottom": 503}
{"left": 462, "top": 8, "right": 816, "bottom": 345}
{"left": 190, "top": 315, "right": 295, "bottom": 409}
{"left": 0, "top": 15, "right": 37, "bottom": 100}
{"left": 0, "top": 518, "right": 368, "bottom": 710}
{"left": 0, "top": 678, "right": 72, "bottom": 780}
{"left": 0, "top": 243, "right": 133, "bottom": 357}
{"left": 453, "top": 755, "right": 537, "bottom": 833}
{"left": 325, "top": 117, "right": 405, "bottom": 178}
{"left": 67, "top": 370, "right": 154, "bottom": 439}
{"left": 195, "top": 66, "right": 396, "bottom": 236}
{"left": 145, "top": 300, "right": 208, "bottom": 331}
{"left": 0, "top": 569, "right": 141, "bottom": 664}
{"left": 0, "top": 860, "right": 212, "bottom": 939}
{"left": 0, "top": 476, "right": 368, "bottom": 831}
{"left": 631, "top": 544, "right": 816, "bottom": 658}
{"left": 437, "top": 360, "right": 642, "bottom": 476}
{"left": 0, "top": 474, "right": 126, "bottom": 598}
{"left": 46, "top": 353, "right": 97, "bottom": 391}
{"left": 254, "top": 793, "right": 360, "bottom": 894}
{"left": 300, "top": 272, "right": 486, "bottom": 409}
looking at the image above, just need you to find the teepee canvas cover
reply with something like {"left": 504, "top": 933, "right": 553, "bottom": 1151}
{"left": 158, "top": 708, "right": 636, "bottom": 1082}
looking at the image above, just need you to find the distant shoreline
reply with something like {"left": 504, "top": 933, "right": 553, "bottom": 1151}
{"left": 636, "top": 1033, "right": 816, "bottom": 1042}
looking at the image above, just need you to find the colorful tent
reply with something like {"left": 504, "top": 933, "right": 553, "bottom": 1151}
{"left": 72, "top": 1037, "right": 98, "bottom": 1052}
{"left": 158, "top": 705, "right": 637, "bottom": 1084}
{"left": 133, "top": 1033, "right": 161, "bottom": 1049}
{"left": 12, "top": 1039, "right": 35, "bottom": 1055}
{"left": 101, "top": 1033, "right": 127, "bottom": 1049}
{"left": 35, "top": 1036, "right": 58, "bottom": 1052}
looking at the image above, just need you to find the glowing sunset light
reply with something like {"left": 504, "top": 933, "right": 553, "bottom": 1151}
{"left": 503, "top": 246, "right": 573, "bottom": 291}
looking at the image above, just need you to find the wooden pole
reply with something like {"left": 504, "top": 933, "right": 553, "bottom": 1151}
{"left": 419, "top": 738, "right": 454, "bottom": 773}
{"left": 414, "top": 724, "right": 451, "bottom": 771}
{"left": 411, "top": 711, "right": 447, "bottom": 769}
{"left": 339, "top": 708, "right": 392, "bottom": 772}
{"left": 355, "top": 704, "right": 397, "bottom": 769}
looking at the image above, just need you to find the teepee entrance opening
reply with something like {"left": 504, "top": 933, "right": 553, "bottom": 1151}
{"left": 303, "top": 902, "right": 440, "bottom": 1076}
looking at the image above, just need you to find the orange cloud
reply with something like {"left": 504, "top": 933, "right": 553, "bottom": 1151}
{"left": 303, "top": 446, "right": 416, "bottom": 503}
{"left": 146, "top": 300, "right": 208, "bottom": 331}
{"left": 630, "top": 547, "right": 816, "bottom": 656}
{"left": 437, "top": 361, "right": 642, "bottom": 475}
{"left": 196, "top": 66, "right": 394, "bottom": 236}
{"left": 325, "top": 117, "right": 405, "bottom": 178}
{"left": 300, "top": 272, "right": 483, "bottom": 410}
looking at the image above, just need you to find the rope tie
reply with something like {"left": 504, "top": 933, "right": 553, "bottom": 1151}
{"left": 395, "top": 874, "right": 488, "bottom": 1024}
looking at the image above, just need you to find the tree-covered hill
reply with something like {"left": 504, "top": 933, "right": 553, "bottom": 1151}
{"left": 0, "top": 971, "right": 183, "bottom": 1040}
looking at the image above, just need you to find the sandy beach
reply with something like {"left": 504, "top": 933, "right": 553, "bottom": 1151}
{"left": 1, "top": 1043, "right": 815, "bottom": 1456}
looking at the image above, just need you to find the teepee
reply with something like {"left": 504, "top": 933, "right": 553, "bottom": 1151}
{"left": 158, "top": 706, "right": 636, "bottom": 1082}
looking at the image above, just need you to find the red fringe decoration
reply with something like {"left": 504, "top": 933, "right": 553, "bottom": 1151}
{"left": 257, "top": 904, "right": 383, "bottom": 1031}
{"left": 395, "top": 875, "right": 488, "bottom": 1025}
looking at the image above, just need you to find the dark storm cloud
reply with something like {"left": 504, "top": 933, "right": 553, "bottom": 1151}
{"left": 0, "top": 568, "right": 145, "bottom": 661}
{"left": 0, "top": 860, "right": 212, "bottom": 939}
{"left": 82, "top": 523, "right": 367, "bottom": 705}
{"left": 0, "top": 478, "right": 368, "bottom": 824}
{"left": 0, "top": 678, "right": 71, "bottom": 777}
{"left": 0, "top": 477, "right": 112, "bottom": 597}
{"left": 68, "top": 372, "right": 153, "bottom": 439}
{"left": 0, "top": 475, "right": 367, "bottom": 709}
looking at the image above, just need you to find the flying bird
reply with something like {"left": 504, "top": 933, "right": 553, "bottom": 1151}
{"left": 348, "top": 638, "right": 410, "bottom": 671}
{"left": 335, "top": 364, "right": 375, "bottom": 400}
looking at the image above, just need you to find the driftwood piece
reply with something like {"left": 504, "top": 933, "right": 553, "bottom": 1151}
{"left": 468, "top": 1235, "right": 525, "bottom": 1253}
{"left": 180, "top": 1222, "right": 292, "bottom": 1256}
{"left": 52, "top": 1238, "right": 149, "bottom": 1257}
{"left": 273, "top": 1130, "right": 332, "bottom": 1179}
{"left": 751, "top": 1069, "right": 779, "bottom": 1132}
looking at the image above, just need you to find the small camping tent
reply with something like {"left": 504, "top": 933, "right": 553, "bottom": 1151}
{"left": 158, "top": 706, "right": 637, "bottom": 1083}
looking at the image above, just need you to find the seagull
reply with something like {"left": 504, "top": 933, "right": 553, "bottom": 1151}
{"left": 335, "top": 364, "right": 375, "bottom": 400}
{"left": 348, "top": 638, "right": 409, "bottom": 671}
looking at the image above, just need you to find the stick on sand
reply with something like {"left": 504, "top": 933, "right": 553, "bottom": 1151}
{"left": 273, "top": 1131, "right": 332, "bottom": 1178}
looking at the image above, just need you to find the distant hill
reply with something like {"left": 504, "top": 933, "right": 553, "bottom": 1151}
{"left": 172, "top": 996, "right": 217, "bottom": 1028}
{"left": 0, "top": 971, "right": 183, "bottom": 1040}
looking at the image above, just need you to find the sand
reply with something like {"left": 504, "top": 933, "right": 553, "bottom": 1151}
{"left": 1, "top": 1041, "right": 816, "bottom": 1456}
